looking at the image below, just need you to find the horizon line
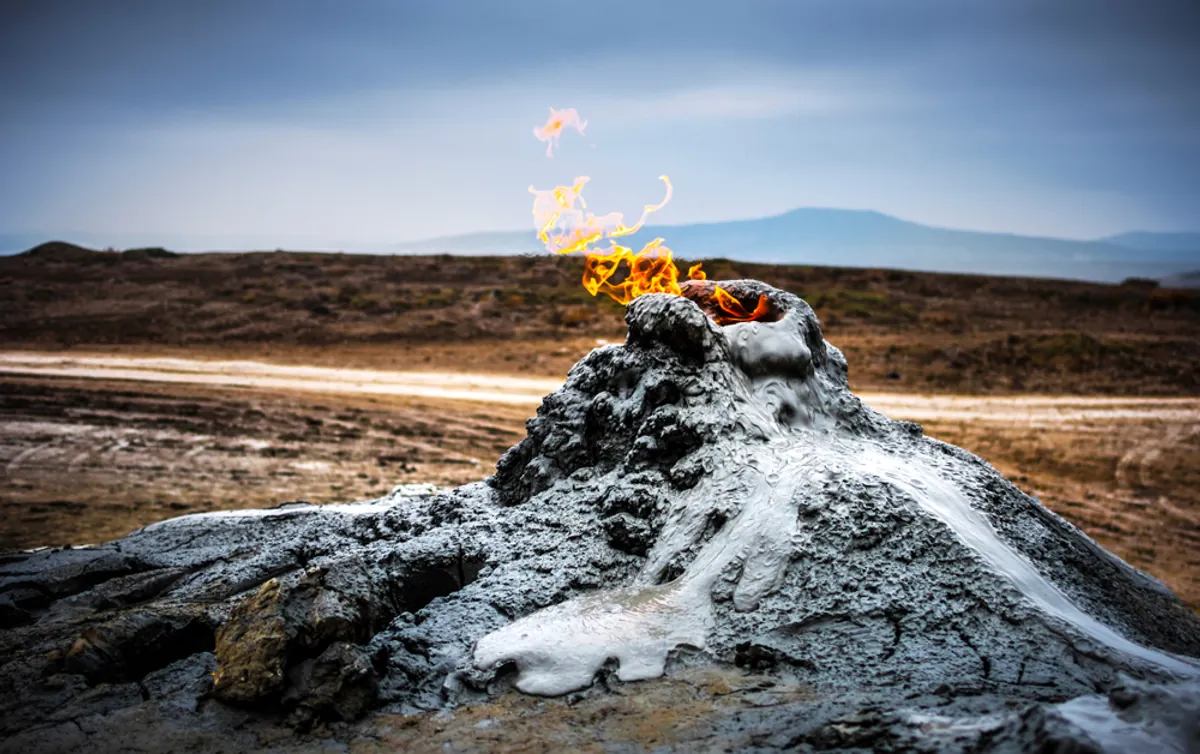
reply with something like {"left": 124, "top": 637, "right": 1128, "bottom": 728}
{"left": 5, "top": 204, "right": 1199, "bottom": 254}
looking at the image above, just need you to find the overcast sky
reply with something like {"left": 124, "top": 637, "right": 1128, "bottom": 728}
{"left": 1, "top": 0, "right": 1197, "bottom": 247}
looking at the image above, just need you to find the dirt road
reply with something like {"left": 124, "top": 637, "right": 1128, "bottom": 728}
{"left": 0, "top": 352, "right": 564, "bottom": 405}
{"left": 3, "top": 351, "right": 1196, "bottom": 424}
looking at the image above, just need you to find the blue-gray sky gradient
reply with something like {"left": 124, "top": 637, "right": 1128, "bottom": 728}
{"left": 2, "top": 0, "right": 1197, "bottom": 247}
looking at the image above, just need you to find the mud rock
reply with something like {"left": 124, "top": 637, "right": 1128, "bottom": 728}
{"left": 212, "top": 578, "right": 292, "bottom": 704}
{"left": 284, "top": 642, "right": 378, "bottom": 724}
{"left": 1, "top": 280, "right": 1198, "bottom": 753}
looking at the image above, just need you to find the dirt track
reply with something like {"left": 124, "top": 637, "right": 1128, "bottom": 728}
{"left": 0, "top": 353, "right": 563, "bottom": 405}
{"left": 3, "top": 351, "right": 1197, "bottom": 425}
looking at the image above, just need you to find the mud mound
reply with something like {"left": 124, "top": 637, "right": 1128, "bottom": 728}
{"left": 17, "top": 241, "right": 100, "bottom": 261}
{"left": 2, "top": 282, "right": 1198, "bottom": 753}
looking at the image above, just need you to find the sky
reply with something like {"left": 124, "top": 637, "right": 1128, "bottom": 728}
{"left": 1, "top": 0, "right": 1198, "bottom": 249}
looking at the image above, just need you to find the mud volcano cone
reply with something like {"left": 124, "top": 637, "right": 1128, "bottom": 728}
{"left": 2, "top": 281, "right": 1198, "bottom": 753}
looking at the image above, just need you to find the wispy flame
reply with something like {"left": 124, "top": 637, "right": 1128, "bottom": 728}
{"left": 530, "top": 175, "right": 693, "bottom": 304}
{"left": 530, "top": 109, "right": 768, "bottom": 324}
{"left": 533, "top": 107, "right": 587, "bottom": 158}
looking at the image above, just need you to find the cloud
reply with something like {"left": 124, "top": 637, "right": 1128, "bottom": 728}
{"left": 631, "top": 84, "right": 852, "bottom": 121}
{"left": 565, "top": 64, "right": 909, "bottom": 129}
{"left": 2, "top": 0, "right": 1198, "bottom": 242}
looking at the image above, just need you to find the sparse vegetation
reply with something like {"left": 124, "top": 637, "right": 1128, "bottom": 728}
{"left": 2, "top": 242, "right": 1199, "bottom": 394}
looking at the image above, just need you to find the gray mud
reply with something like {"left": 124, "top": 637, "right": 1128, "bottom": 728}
{"left": 2, "top": 281, "right": 1198, "bottom": 753}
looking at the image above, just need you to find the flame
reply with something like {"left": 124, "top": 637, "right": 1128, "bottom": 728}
{"left": 529, "top": 110, "right": 768, "bottom": 325}
{"left": 533, "top": 107, "right": 587, "bottom": 157}
{"left": 531, "top": 175, "right": 673, "bottom": 255}
{"left": 582, "top": 238, "right": 685, "bottom": 304}
{"left": 531, "top": 175, "right": 687, "bottom": 303}
{"left": 711, "top": 286, "right": 771, "bottom": 323}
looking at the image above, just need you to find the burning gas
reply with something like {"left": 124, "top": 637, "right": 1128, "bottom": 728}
{"left": 530, "top": 111, "right": 768, "bottom": 325}
{"left": 533, "top": 107, "right": 587, "bottom": 157}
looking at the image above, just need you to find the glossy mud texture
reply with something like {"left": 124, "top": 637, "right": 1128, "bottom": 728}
{"left": 2, "top": 282, "right": 1198, "bottom": 753}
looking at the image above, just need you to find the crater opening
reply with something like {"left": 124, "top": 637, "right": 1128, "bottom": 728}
{"left": 401, "top": 559, "right": 486, "bottom": 616}
{"left": 66, "top": 613, "right": 216, "bottom": 685}
{"left": 680, "top": 280, "right": 783, "bottom": 325}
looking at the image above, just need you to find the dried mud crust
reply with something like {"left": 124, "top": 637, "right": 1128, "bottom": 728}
{"left": 0, "top": 378, "right": 527, "bottom": 550}
{"left": 2, "top": 282, "right": 1199, "bottom": 753}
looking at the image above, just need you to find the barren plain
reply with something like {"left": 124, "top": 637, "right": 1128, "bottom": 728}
{"left": 1, "top": 243, "right": 1198, "bottom": 607}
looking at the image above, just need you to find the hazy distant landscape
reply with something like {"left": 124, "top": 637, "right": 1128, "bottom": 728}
{"left": 392, "top": 209, "right": 1200, "bottom": 284}
{"left": 5, "top": 208, "right": 1198, "bottom": 285}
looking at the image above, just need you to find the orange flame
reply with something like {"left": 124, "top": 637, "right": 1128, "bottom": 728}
{"left": 681, "top": 265, "right": 772, "bottom": 324}
{"left": 533, "top": 107, "right": 587, "bottom": 157}
{"left": 530, "top": 110, "right": 768, "bottom": 324}
{"left": 531, "top": 175, "right": 691, "bottom": 303}
{"left": 711, "top": 286, "right": 771, "bottom": 323}
{"left": 582, "top": 238, "right": 687, "bottom": 304}
{"left": 530, "top": 175, "right": 673, "bottom": 255}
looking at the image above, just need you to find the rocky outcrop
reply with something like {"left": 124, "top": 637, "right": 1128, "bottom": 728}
{"left": 1, "top": 281, "right": 1198, "bottom": 753}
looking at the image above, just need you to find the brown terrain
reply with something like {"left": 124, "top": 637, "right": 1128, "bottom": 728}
{"left": 1, "top": 242, "right": 1198, "bottom": 607}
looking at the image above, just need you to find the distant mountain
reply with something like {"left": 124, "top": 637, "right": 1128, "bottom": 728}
{"left": 18, "top": 241, "right": 180, "bottom": 262}
{"left": 0, "top": 233, "right": 401, "bottom": 256}
{"left": 18, "top": 240, "right": 105, "bottom": 261}
{"left": 1088, "top": 231, "right": 1200, "bottom": 288}
{"left": 395, "top": 208, "right": 1200, "bottom": 283}
{"left": 0, "top": 233, "right": 55, "bottom": 255}
{"left": 8, "top": 209, "right": 1197, "bottom": 283}
{"left": 1101, "top": 231, "right": 1200, "bottom": 255}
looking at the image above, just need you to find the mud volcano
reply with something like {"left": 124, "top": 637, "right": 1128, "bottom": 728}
{"left": 2, "top": 281, "right": 1198, "bottom": 753}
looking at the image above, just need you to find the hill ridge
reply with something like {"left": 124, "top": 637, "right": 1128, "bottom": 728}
{"left": 393, "top": 207, "right": 1199, "bottom": 283}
